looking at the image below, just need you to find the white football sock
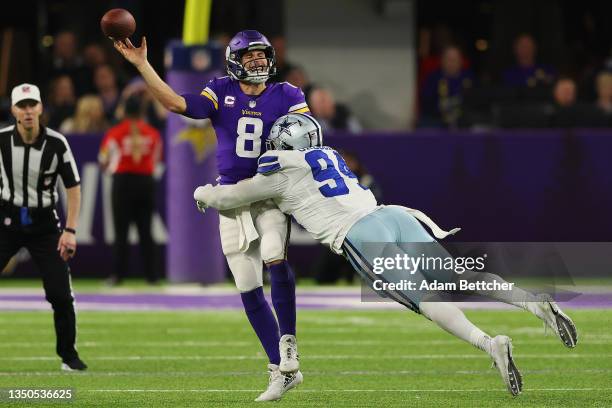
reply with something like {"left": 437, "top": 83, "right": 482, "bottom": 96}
{"left": 419, "top": 301, "right": 492, "bottom": 355}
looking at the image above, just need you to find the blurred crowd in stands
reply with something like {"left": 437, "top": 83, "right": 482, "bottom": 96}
{"left": 417, "top": 29, "right": 612, "bottom": 129}
{"left": 22, "top": 27, "right": 610, "bottom": 135}
{"left": 1, "top": 0, "right": 611, "bottom": 133}
{"left": 31, "top": 31, "right": 167, "bottom": 135}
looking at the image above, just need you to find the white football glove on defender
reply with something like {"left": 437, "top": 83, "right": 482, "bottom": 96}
{"left": 194, "top": 185, "right": 213, "bottom": 213}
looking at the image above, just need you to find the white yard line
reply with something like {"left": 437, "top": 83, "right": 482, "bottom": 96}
{"left": 2, "top": 368, "right": 611, "bottom": 377}
{"left": 85, "top": 388, "right": 612, "bottom": 393}
{"left": 1, "top": 338, "right": 610, "bottom": 348}
{"left": 1, "top": 353, "right": 610, "bottom": 361}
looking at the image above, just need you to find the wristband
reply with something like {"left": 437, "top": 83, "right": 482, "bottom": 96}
{"left": 64, "top": 227, "right": 76, "bottom": 234}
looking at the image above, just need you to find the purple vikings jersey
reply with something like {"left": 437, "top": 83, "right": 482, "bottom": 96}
{"left": 182, "top": 77, "right": 310, "bottom": 184}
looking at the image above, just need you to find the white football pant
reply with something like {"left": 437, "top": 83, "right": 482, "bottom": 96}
{"left": 219, "top": 199, "right": 289, "bottom": 292}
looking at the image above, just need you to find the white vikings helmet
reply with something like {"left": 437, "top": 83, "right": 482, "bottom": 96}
{"left": 266, "top": 113, "right": 323, "bottom": 151}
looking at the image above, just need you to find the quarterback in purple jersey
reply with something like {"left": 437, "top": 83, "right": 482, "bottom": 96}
{"left": 114, "top": 30, "right": 307, "bottom": 401}
{"left": 182, "top": 67, "right": 309, "bottom": 184}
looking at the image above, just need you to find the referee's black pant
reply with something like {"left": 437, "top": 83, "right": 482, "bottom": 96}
{"left": 0, "top": 211, "right": 79, "bottom": 362}
{"left": 111, "top": 173, "right": 157, "bottom": 282}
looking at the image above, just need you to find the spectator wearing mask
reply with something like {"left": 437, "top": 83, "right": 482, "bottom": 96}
{"left": 309, "top": 88, "right": 362, "bottom": 133}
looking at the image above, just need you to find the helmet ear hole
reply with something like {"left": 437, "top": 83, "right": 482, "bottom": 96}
{"left": 307, "top": 131, "right": 317, "bottom": 147}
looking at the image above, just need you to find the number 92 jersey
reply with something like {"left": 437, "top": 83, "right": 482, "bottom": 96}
{"left": 182, "top": 76, "right": 310, "bottom": 185}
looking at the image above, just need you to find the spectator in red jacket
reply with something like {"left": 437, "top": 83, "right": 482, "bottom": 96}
{"left": 98, "top": 95, "right": 163, "bottom": 285}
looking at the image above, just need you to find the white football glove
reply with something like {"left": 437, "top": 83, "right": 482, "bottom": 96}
{"left": 193, "top": 185, "right": 213, "bottom": 213}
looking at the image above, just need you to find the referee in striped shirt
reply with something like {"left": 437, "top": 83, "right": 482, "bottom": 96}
{"left": 1, "top": 83, "right": 87, "bottom": 371}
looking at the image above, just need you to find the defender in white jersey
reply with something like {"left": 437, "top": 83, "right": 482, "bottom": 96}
{"left": 256, "top": 146, "right": 378, "bottom": 253}
{"left": 194, "top": 113, "right": 578, "bottom": 397}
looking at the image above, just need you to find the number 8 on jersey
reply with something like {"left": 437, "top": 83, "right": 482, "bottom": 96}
{"left": 236, "top": 117, "right": 263, "bottom": 158}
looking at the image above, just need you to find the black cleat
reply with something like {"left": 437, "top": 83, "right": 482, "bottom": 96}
{"left": 61, "top": 358, "right": 88, "bottom": 371}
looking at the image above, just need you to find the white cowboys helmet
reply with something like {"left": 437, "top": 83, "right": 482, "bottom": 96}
{"left": 266, "top": 113, "right": 323, "bottom": 151}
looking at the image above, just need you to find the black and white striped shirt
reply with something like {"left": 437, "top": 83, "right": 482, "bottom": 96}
{"left": 0, "top": 125, "right": 80, "bottom": 209}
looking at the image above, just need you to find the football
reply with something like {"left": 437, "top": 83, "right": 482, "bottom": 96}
{"left": 100, "top": 8, "right": 136, "bottom": 40}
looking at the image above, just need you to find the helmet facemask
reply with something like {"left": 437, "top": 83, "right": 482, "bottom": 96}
{"left": 265, "top": 136, "right": 292, "bottom": 151}
{"left": 226, "top": 45, "right": 276, "bottom": 84}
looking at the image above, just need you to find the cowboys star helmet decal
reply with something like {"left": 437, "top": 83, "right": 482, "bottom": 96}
{"left": 276, "top": 116, "right": 303, "bottom": 137}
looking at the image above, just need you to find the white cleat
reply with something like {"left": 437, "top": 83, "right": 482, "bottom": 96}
{"left": 533, "top": 295, "right": 578, "bottom": 348}
{"left": 279, "top": 334, "right": 300, "bottom": 373}
{"left": 490, "top": 335, "right": 523, "bottom": 397}
{"left": 255, "top": 364, "right": 303, "bottom": 402}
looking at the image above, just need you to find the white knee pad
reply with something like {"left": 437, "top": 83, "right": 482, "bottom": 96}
{"left": 219, "top": 210, "right": 263, "bottom": 292}
{"left": 254, "top": 204, "right": 289, "bottom": 264}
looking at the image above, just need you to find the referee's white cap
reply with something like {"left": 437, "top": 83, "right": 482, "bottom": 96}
{"left": 11, "top": 83, "right": 42, "bottom": 106}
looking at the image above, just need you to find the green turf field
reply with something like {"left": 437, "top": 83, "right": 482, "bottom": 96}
{"left": 0, "top": 309, "right": 610, "bottom": 407}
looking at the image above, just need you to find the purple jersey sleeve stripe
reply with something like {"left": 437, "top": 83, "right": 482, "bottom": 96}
{"left": 182, "top": 93, "right": 216, "bottom": 119}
